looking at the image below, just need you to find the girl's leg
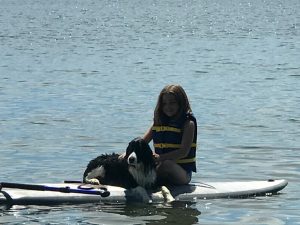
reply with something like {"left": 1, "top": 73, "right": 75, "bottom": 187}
{"left": 156, "top": 160, "right": 191, "bottom": 185}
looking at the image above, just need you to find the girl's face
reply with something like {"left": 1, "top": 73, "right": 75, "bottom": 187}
{"left": 162, "top": 93, "right": 179, "bottom": 118}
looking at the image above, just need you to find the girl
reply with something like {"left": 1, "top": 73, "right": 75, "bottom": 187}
{"left": 143, "top": 84, "right": 197, "bottom": 185}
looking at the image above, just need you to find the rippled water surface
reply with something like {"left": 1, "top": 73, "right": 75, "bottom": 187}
{"left": 1, "top": 0, "right": 299, "bottom": 224}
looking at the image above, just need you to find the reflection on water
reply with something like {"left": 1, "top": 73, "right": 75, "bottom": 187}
{"left": 0, "top": 201, "right": 201, "bottom": 225}
{"left": 89, "top": 201, "right": 200, "bottom": 225}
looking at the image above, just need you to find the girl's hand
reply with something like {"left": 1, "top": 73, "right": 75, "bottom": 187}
{"left": 153, "top": 152, "right": 161, "bottom": 162}
{"left": 118, "top": 152, "right": 126, "bottom": 160}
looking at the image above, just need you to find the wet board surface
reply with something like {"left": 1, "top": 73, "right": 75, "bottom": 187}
{"left": 0, "top": 179, "right": 288, "bottom": 206}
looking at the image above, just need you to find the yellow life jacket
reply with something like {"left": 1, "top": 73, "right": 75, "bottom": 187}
{"left": 152, "top": 113, "right": 197, "bottom": 172}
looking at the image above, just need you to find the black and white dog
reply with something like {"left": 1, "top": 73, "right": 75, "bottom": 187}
{"left": 83, "top": 137, "right": 174, "bottom": 202}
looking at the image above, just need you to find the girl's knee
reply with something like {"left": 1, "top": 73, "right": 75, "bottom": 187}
{"left": 157, "top": 160, "right": 191, "bottom": 185}
{"left": 161, "top": 160, "right": 173, "bottom": 167}
{"left": 158, "top": 160, "right": 174, "bottom": 172}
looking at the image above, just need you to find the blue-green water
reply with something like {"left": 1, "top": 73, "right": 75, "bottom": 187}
{"left": 1, "top": 0, "right": 299, "bottom": 224}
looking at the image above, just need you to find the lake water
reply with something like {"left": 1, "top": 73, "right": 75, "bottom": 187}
{"left": 0, "top": 0, "right": 299, "bottom": 224}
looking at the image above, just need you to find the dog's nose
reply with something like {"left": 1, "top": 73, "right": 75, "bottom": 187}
{"left": 128, "top": 156, "right": 135, "bottom": 164}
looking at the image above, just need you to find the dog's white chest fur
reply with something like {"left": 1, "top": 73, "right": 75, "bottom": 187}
{"left": 128, "top": 166, "right": 156, "bottom": 188}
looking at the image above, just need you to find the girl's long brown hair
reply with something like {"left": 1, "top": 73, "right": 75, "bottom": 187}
{"left": 154, "top": 84, "right": 192, "bottom": 125}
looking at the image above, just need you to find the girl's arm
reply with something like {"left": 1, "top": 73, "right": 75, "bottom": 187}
{"left": 142, "top": 124, "right": 153, "bottom": 143}
{"left": 158, "top": 120, "right": 195, "bottom": 161}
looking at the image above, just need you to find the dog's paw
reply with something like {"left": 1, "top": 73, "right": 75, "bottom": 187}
{"left": 161, "top": 186, "right": 175, "bottom": 202}
{"left": 131, "top": 186, "right": 152, "bottom": 203}
{"left": 85, "top": 178, "right": 100, "bottom": 185}
{"left": 141, "top": 194, "right": 152, "bottom": 203}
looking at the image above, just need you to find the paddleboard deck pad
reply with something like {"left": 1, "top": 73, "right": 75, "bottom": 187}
{"left": 0, "top": 179, "right": 288, "bottom": 206}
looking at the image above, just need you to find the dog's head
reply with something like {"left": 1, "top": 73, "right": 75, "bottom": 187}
{"left": 125, "top": 137, "right": 155, "bottom": 173}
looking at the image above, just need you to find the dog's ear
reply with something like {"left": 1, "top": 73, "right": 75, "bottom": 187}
{"left": 140, "top": 140, "right": 152, "bottom": 156}
{"left": 139, "top": 139, "right": 155, "bottom": 163}
{"left": 125, "top": 137, "right": 142, "bottom": 158}
{"left": 139, "top": 140, "right": 156, "bottom": 173}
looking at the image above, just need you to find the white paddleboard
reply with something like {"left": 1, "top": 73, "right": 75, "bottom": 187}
{"left": 0, "top": 179, "right": 288, "bottom": 206}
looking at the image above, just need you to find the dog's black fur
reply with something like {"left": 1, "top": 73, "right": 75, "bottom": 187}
{"left": 83, "top": 137, "right": 157, "bottom": 189}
